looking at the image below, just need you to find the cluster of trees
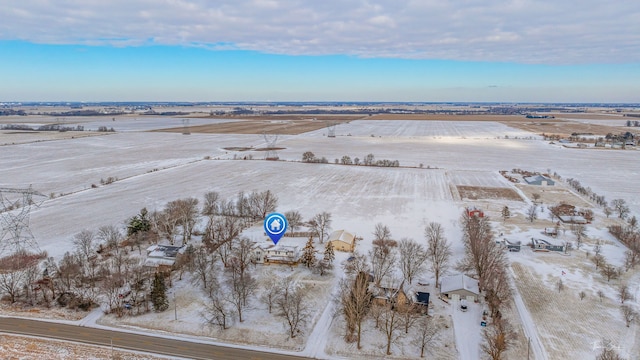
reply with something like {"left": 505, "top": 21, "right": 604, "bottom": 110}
{"left": 457, "top": 210, "right": 514, "bottom": 360}
{"left": 337, "top": 222, "right": 448, "bottom": 356}
{"left": 608, "top": 214, "right": 640, "bottom": 271}
{"left": 0, "top": 124, "right": 85, "bottom": 132}
{"left": 302, "top": 151, "right": 400, "bottom": 167}
{"left": 565, "top": 178, "right": 608, "bottom": 208}
{"left": 0, "top": 223, "right": 159, "bottom": 316}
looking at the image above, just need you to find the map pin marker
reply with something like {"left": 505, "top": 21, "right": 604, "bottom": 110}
{"left": 264, "top": 212, "right": 288, "bottom": 245}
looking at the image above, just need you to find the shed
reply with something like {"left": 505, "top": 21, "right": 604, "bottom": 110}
{"left": 524, "top": 175, "right": 555, "bottom": 186}
{"left": 440, "top": 274, "right": 479, "bottom": 302}
{"left": 328, "top": 230, "right": 356, "bottom": 252}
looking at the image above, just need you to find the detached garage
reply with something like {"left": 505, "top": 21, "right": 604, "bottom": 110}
{"left": 440, "top": 274, "right": 480, "bottom": 302}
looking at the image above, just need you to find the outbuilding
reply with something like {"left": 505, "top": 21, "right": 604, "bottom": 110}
{"left": 440, "top": 274, "right": 480, "bottom": 302}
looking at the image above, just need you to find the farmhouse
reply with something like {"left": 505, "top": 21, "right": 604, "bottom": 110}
{"left": 440, "top": 274, "right": 479, "bottom": 302}
{"left": 327, "top": 229, "right": 356, "bottom": 252}
{"left": 144, "top": 244, "right": 184, "bottom": 271}
{"left": 252, "top": 243, "right": 300, "bottom": 265}
{"left": 524, "top": 174, "right": 555, "bottom": 186}
{"left": 531, "top": 238, "right": 565, "bottom": 252}
{"left": 559, "top": 215, "right": 587, "bottom": 224}
{"left": 371, "top": 280, "right": 409, "bottom": 310}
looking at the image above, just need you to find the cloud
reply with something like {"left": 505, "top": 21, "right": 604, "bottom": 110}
{"left": 0, "top": 0, "right": 638, "bottom": 64}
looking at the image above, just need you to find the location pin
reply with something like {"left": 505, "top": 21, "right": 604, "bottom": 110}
{"left": 264, "top": 212, "right": 288, "bottom": 245}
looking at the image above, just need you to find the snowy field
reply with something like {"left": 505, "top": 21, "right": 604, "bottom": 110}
{"left": 1, "top": 117, "right": 640, "bottom": 359}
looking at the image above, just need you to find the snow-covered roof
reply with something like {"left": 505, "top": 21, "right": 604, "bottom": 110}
{"left": 440, "top": 274, "right": 479, "bottom": 295}
{"left": 524, "top": 175, "right": 554, "bottom": 184}
{"left": 144, "top": 257, "right": 175, "bottom": 267}
{"left": 328, "top": 230, "right": 354, "bottom": 243}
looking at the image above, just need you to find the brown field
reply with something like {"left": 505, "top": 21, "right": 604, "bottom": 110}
{"left": 457, "top": 186, "right": 523, "bottom": 201}
{"left": 367, "top": 114, "right": 523, "bottom": 121}
{"left": 158, "top": 118, "right": 356, "bottom": 135}
{"left": 499, "top": 120, "right": 638, "bottom": 138}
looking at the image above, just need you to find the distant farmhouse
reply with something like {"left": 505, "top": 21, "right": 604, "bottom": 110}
{"left": 328, "top": 230, "right": 356, "bottom": 252}
{"left": 531, "top": 238, "right": 565, "bottom": 252}
{"left": 558, "top": 215, "right": 587, "bottom": 224}
{"left": 524, "top": 175, "right": 555, "bottom": 186}
{"left": 440, "top": 274, "right": 479, "bottom": 302}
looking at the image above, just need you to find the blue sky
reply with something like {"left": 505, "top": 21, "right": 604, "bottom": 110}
{"left": 1, "top": 1, "right": 639, "bottom": 102}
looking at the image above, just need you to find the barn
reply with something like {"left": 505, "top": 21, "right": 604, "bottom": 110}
{"left": 524, "top": 175, "right": 555, "bottom": 186}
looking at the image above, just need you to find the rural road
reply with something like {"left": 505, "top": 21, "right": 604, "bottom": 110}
{"left": 0, "top": 317, "right": 310, "bottom": 360}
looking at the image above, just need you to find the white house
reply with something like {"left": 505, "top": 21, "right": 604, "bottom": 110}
{"left": 440, "top": 274, "right": 480, "bottom": 302}
{"left": 252, "top": 243, "right": 300, "bottom": 265}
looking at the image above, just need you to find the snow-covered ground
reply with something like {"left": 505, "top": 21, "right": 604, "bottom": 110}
{"left": 1, "top": 117, "right": 639, "bottom": 359}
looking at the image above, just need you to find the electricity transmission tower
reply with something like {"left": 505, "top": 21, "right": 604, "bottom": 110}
{"left": 182, "top": 119, "right": 191, "bottom": 135}
{"left": 263, "top": 132, "right": 280, "bottom": 160}
{"left": 327, "top": 121, "right": 336, "bottom": 138}
{"left": 0, "top": 186, "right": 47, "bottom": 262}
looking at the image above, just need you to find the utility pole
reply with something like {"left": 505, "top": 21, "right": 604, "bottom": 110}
{"left": 527, "top": 337, "right": 530, "bottom": 360}
{"left": 174, "top": 292, "right": 177, "bottom": 321}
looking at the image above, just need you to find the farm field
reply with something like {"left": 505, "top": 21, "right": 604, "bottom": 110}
{"left": 1, "top": 115, "right": 639, "bottom": 359}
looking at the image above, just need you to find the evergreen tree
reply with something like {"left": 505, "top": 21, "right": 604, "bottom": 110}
{"left": 127, "top": 207, "right": 151, "bottom": 236}
{"left": 501, "top": 206, "right": 510, "bottom": 222}
{"left": 301, "top": 236, "right": 317, "bottom": 268}
{"left": 151, "top": 272, "right": 169, "bottom": 311}
{"left": 324, "top": 241, "right": 335, "bottom": 264}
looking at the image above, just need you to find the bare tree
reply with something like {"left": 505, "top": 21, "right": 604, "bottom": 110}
{"left": 370, "top": 237, "right": 397, "bottom": 286}
{"left": 483, "top": 263, "right": 512, "bottom": 319}
{"left": 572, "top": 224, "right": 586, "bottom": 250}
{"left": 308, "top": 212, "right": 332, "bottom": 243}
{"left": 400, "top": 303, "right": 421, "bottom": 334}
{"left": 598, "top": 289, "right": 606, "bottom": 302}
{"left": 481, "top": 318, "right": 514, "bottom": 360}
{"left": 579, "top": 291, "right": 586, "bottom": 300}
{"left": 596, "top": 347, "right": 625, "bottom": 360}
{"left": 618, "top": 284, "right": 632, "bottom": 304}
{"left": 621, "top": 305, "right": 636, "bottom": 327}
{"left": 532, "top": 193, "right": 541, "bottom": 204}
{"left": 611, "top": 199, "right": 630, "bottom": 219}
{"left": 260, "top": 270, "right": 281, "bottom": 314}
{"left": 249, "top": 190, "right": 278, "bottom": 220}
{"left": 275, "top": 278, "right": 310, "bottom": 338}
{"left": 73, "top": 230, "right": 95, "bottom": 263}
{"left": 557, "top": 278, "right": 564, "bottom": 292}
{"left": 399, "top": 238, "right": 427, "bottom": 284}
{"left": 413, "top": 315, "right": 439, "bottom": 358}
{"left": 458, "top": 211, "right": 504, "bottom": 291}
{"left": 192, "top": 247, "right": 216, "bottom": 291}
{"left": 225, "top": 240, "right": 258, "bottom": 323}
{"left": 151, "top": 209, "right": 180, "bottom": 245}
{"left": 0, "top": 269, "right": 25, "bottom": 303}
{"left": 526, "top": 204, "right": 538, "bottom": 223}
{"left": 202, "top": 191, "right": 221, "bottom": 218}
{"left": 167, "top": 198, "right": 200, "bottom": 245}
{"left": 603, "top": 207, "right": 612, "bottom": 219}
{"left": 96, "top": 225, "right": 123, "bottom": 252}
{"left": 204, "top": 287, "right": 232, "bottom": 330}
{"left": 284, "top": 210, "right": 302, "bottom": 236}
{"left": 380, "top": 302, "right": 403, "bottom": 355}
{"left": 373, "top": 223, "right": 392, "bottom": 242}
{"left": 425, "top": 222, "right": 451, "bottom": 286}
{"left": 601, "top": 263, "right": 619, "bottom": 282}
{"left": 338, "top": 271, "right": 372, "bottom": 348}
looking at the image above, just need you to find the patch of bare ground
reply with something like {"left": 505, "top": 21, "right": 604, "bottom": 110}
{"left": 511, "top": 261, "right": 629, "bottom": 359}
{"left": 514, "top": 184, "right": 592, "bottom": 209}
{"left": 0, "top": 334, "right": 164, "bottom": 360}
{"left": 0, "top": 302, "right": 89, "bottom": 321}
{"left": 157, "top": 118, "right": 355, "bottom": 135}
{"left": 457, "top": 186, "right": 523, "bottom": 201}
{"left": 500, "top": 120, "right": 637, "bottom": 138}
